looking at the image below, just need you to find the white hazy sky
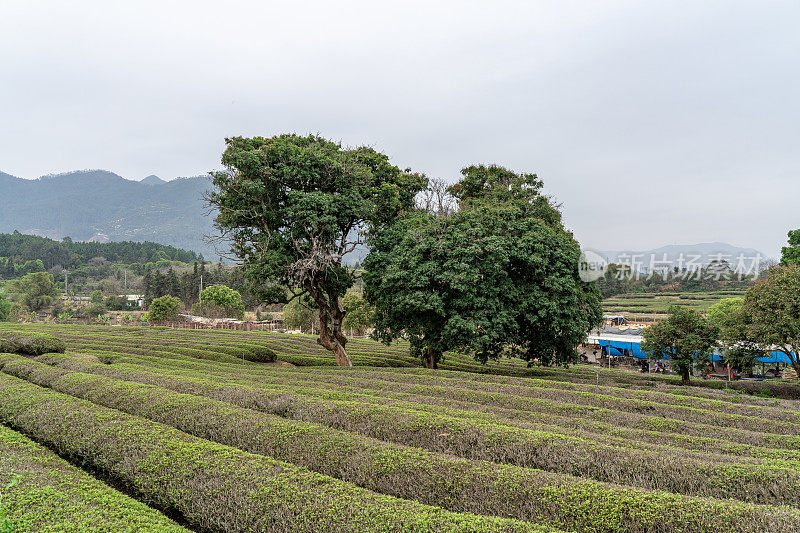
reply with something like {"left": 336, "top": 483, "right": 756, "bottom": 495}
{"left": 1, "top": 1, "right": 797, "bottom": 256}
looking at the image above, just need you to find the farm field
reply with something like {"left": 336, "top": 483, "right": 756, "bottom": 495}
{"left": 0, "top": 324, "right": 800, "bottom": 531}
{"left": 602, "top": 290, "right": 748, "bottom": 321}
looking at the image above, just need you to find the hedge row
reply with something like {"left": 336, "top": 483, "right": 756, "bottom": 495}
{"left": 63, "top": 338, "right": 277, "bottom": 364}
{"left": 0, "top": 423, "right": 187, "bottom": 532}
{"left": 4, "top": 324, "right": 799, "bottom": 400}
{"left": 21, "top": 354, "right": 800, "bottom": 507}
{"left": 3, "top": 355, "right": 800, "bottom": 533}
{"left": 258, "top": 375, "right": 800, "bottom": 462}
{"left": 0, "top": 372, "right": 554, "bottom": 533}
{"left": 46, "top": 351, "right": 800, "bottom": 462}
{"left": 42, "top": 320, "right": 800, "bottom": 399}
{"left": 0, "top": 324, "right": 507, "bottom": 372}
{"left": 254, "top": 372, "right": 800, "bottom": 450}
{"left": 304, "top": 367, "right": 800, "bottom": 422}
{"left": 195, "top": 365, "right": 800, "bottom": 435}
{"left": 88, "top": 354, "right": 800, "bottom": 457}
{"left": 0, "top": 330, "right": 65, "bottom": 356}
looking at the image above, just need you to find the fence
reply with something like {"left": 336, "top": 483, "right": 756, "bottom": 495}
{"left": 150, "top": 321, "right": 284, "bottom": 332}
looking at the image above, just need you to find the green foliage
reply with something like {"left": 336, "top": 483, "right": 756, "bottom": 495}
{"left": 104, "top": 295, "right": 131, "bottom": 311}
{"left": 341, "top": 292, "right": 373, "bottom": 335}
{"left": 283, "top": 297, "right": 319, "bottom": 333}
{"left": 449, "top": 164, "right": 561, "bottom": 226}
{"left": 83, "top": 302, "right": 107, "bottom": 319}
{"left": 707, "top": 298, "right": 762, "bottom": 371}
{"left": 741, "top": 264, "right": 800, "bottom": 376}
{"left": 642, "top": 306, "right": 719, "bottom": 384}
{"left": 208, "top": 134, "right": 426, "bottom": 365}
{"left": 0, "top": 292, "right": 11, "bottom": 322}
{"left": 147, "top": 295, "right": 182, "bottom": 322}
{"left": 0, "top": 472, "right": 20, "bottom": 533}
{"left": 0, "top": 373, "right": 549, "bottom": 533}
{"left": 82, "top": 290, "right": 108, "bottom": 319}
{"left": 195, "top": 284, "right": 244, "bottom": 319}
{"left": 7, "top": 272, "right": 58, "bottom": 312}
{"left": 366, "top": 166, "right": 601, "bottom": 368}
{"left": 0, "top": 421, "right": 187, "bottom": 532}
{"left": 0, "top": 330, "right": 65, "bottom": 355}
{"left": 4, "top": 354, "right": 798, "bottom": 533}
{"left": 199, "top": 284, "right": 242, "bottom": 308}
{"left": 0, "top": 232, "right": 198, "bottom": 276}
{"left": 780, "top": 229, "right": 800, "bottom": 265}
{"left": 603, "top": 290, "right": 748, "bottom": 316}
{"left": 596, "top": 266, "right": 751, "bottom": 298}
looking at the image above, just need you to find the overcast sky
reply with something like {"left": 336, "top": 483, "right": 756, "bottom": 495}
{"left": 1, "top": 1, "right": 797, "bottom": 257}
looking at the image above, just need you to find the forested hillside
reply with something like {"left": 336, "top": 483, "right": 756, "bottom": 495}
{"left": 0, "top": 233, "right": 198, "bottom": 278}
{"left": 0, "top": 170, "right": 217, "bottom": 258}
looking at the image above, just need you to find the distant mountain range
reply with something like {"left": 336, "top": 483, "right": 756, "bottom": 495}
{"left": 596, "top": 242, "right": 768, "bottom": 271}
{"left": 0, "top": 169, "right": 221, "bottom": 260}
{"left": 0, "top": 170, "right": 770, "bottom": 268}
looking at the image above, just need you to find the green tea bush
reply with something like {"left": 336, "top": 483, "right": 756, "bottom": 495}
{"left": 5, "top": 356, "right": 798, "bottom": 533}
{"left": 0, "top": 331, "right": 65, "bottom": 356}
{"left": 15, "top": 354, "right": 800, "bottom": 507}
{"left": 0, "top": 423, "right": 187, "bottom": 532}
{"left": 246, "top": 345, "right": 277, "bottom": 362}
{"left": 0, "top": 373, "right": 553, "bottom": 533}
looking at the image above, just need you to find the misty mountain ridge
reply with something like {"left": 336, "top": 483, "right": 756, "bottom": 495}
{"left": 0, "top": 169, "right": 768, "bottom": 268}
{"left": 595, "top": 242, "right": 769, "bottom": 271}
{"left": 0, "top": 169, "right": 220, "bottom": 260}
{"left": 141, "top": 174, "right": 168, "bottom": 185}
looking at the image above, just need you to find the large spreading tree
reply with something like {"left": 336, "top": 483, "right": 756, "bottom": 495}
{"left": 196, "top": 284, "right": 245, "bottom": 320}
{"left": 207, "top": 134, "right": 424, "bottom": 366}
{"left": 780, "top": 229, "right": 800, "bottom": 265}
{"left": 706, "top": 297, "right": 763, "bottom": 373}
{"left": 740, "top": 264, "right": 800, "bottom": 378}
{"left": 364, "top": 164, "right": 602, "bottom": 368}
{"left": 641, "top": 305, "right": 719, "bottom": 385}
{"left": 8, "top": 272, "right": 58, "bottom": 312}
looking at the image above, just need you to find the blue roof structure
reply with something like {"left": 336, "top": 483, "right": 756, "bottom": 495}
{"left": 756, "top": 351, "right": 794, "bottom": 364}
{"left": 588, "top": 334, "right": 794, "bottom": 364}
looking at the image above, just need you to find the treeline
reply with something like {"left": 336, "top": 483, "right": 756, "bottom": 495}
{"left": 596, "top": 262, "right": 755, "bottom": 298}
{"left": 0, "top": 232, "right": 199, "bottom": 277}
{"left": 142, "top": 262, "right": 258, "bottom": 309}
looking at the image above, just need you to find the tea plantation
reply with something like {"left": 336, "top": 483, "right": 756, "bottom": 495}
{"left": 602, "top": 290, "right": 748, "bottom": 321}
{"left": 1, "top": 323, "right": 799, "bottom": 532}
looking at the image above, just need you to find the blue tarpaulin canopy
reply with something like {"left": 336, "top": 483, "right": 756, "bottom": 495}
{"left": 589, "top": 329, "right": 796, "bottom": 365}
{"left": 597, "top": 339, "right": 728, "bottom": 363}
{"left": 756, "top": 351, "right": 794, "bottom": 364}
{"left": 596, "top": 339, "right": 751, "bottom": 362}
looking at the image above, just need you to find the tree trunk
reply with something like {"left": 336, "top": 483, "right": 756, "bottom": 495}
{"left": 423, "top": 347, "right": 438, "bottom": 369}
{"left": 681, "top": 367, "right": 691, "bottom": 386}
{"left": 789, "top": 357, "right": 800, "bottom": 381}
{"left": 313, "top": 292, "right": 352, "bottom": 367}
{"left": 780, "top": 349, "right": 799, "bottom": 381}
{"left": 330, "top": 341, "right": 352, "bottom": 367}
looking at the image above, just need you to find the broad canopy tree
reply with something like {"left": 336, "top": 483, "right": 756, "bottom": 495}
{"left": 706, "top": 297, "right": 763, "bottom": 372}
{"left": 197, "top": 284, "right": 245, "bottom": 320}
{"left": 207, "top": 134, "right": 424, "bottom": 366}
{"left": 8, "top": 272, "right": 58, "bottom": 312}
{"left": 364, "top": 164, "right": 603, "bottom": 368}
{"left": 740, "top": 264, "right": 800, "bottom": 378}
{"left": 147, "top": 295, "right": 181, "bottom": 322}
{"left": 780, "top": 229, "right": 800, "bottom": 265}
{"left": 641, "top": 305, "right": 719, "bottom": 385}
